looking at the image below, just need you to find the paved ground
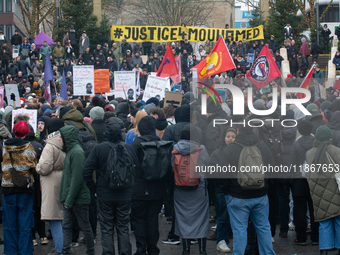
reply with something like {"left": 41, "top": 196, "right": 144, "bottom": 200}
{"left": 0, "top": 213, "right": 330, "bottom": 255}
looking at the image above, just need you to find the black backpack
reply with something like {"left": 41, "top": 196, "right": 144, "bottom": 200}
{"left": 64, "top": 120, "right": 97, "bottom": 157}
{"left": 140, "top": 137, "right": 173, "bottom": 181}
{"left": 105, "top": 142, "right": 135, "bottom": 190}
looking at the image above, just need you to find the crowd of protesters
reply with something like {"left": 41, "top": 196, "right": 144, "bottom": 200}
{"left": 0, "top": 23, "right": 339, "bottom": 255}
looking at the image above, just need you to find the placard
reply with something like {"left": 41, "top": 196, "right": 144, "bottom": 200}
{"left": 94, "top": 69, "right": 110, "bottom": 93}
{"left": 5, "top": 84, "right": 21, "bottom": 108}
{"left": 174, "top": 84, "right": 181, "bottom": 92}
{"left": 114, "top": 71, "right": 136, "bottom": 101}
{"left": 164, "top": 91, "right": 182, "bottom": 108}
{"left": 214, "top": 89, "right": 226, "bottom": 103}
{"left": 0, "top": 86, "right": 4, "bottom": 108}
{"left": 11, "top": 109, "right": 38, "bottom": 133}
{"left": 247, "top": 53, "right": 254, "bottom": 63}
{"left": 143, "top": 76, "right": 168, "bottom": 102}
{"left": 73, "top": 65, "right": 95, "bottom": 95}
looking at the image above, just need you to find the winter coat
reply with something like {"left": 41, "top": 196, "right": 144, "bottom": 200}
{"left": 91, "top": 119, "right": 106, "bottom": 144}
{"left": 235, "top": 44, "right": 246, "bottom": 58}
{"left": 305, "top": 113, "right": 327, "bottom": 134}
{"left": 288, "top": 44, "right": 299, "bottom": 58}
{"left": 282, "top": 26, "right": 294, "bottom": 38}
{"left": 61, "top": 109, "right": 97, "bottom": 139}
{"left": 289, "top": 56, "right": 299, "bottom": 73}
{"left": 280, "top": 121, "right": 297, "bottom": 166}
{"left": 311, "top": 41, "right": 321, "bottom": 58}
{"left": 79, "top": 35, "right": 90, "bottom": 54}
{"left": 121, "top": 43, "right": 132, "bottom": 57}
{"left": 321, "top": 28, "right": 331, "bottom": 40}
{"left": 59, "top": 125, "right": 90, "bottom": 208}
{"left": 1, "top": 138, "right": 37, "bottom": 195}
{"left": 36, "top": 132, "right": 65, "bottom": 220}
{"left": 289, "top": 135, "right": 315, "bottom": 196}
{"left": 299, "top": 39, "right": 310, "bottom": 57}
{"left": 19, "top": 43, "right": 31, "bottom": 56}
{"left": 68, "top": 30, "right": 77, "bottom": 46}
{"left": 112, "top": 47, "right": 121, "bottom": 62}
{"left": 195, "top": 49, "right": 206, "bottom": 61}
{"left": 267, "top": 39, "right": 279, "bottom": 53}
{"left": 248, "top": 47, "right": 260, "bottom": 59}
{"left": 326, "top": 111, "right": 340, "bottom": 148}
{"left": 39, "top": 45, "right": 52, "bottom": 58}
{"left": 299, "top": 55, "right": 308, "bottom": 69}
{"left": 130, "top": 56, "right": 144, "bottom": 68}
{"left": 1, "top": 45, "right": 10, "bottom": 61}
{"left": 218, "top": 131, "right": 275, "bottom": 198}
{"left": 155, "top": 118, "right": 168, "bottom": 139}
{"left": 52, "top": 46, "right": 64, "bottom": 59}
{"left": 306, "top": 144, "right": 340, "bottom": 221}
{"left": 29, "top": 48, "right": 39, "bottom": 62}
{"left": 83, "top": 122, "right": 139, "bottom": 202}
{"left": 333, "top": 52, "right": 340, "bottom": 65}
{"left": 33, "top": 66, "right": 43, "bottom": 82}
{"left": 336, "top": 26, "right": 340, "bottom": 40}
{"left": 314, "top": 70, "right": 325, "bottom": 85}
{"left": 182, "top": 42, "right": 193, "bottom": 55}
{"left": 11, "top": 34, "right": 22, "bottom": 46}
{"left": 17, "top": 58, "right": 32, "bottom": 75}
{"left": 7, "top": 63, "right": 18, "bottom": 77}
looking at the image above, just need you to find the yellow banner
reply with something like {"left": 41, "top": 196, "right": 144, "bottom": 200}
{"left": 110, "top": 25, "right": 264, "bottom": 43}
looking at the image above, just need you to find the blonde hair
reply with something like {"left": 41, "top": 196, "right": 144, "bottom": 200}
{"left": 134, "top": 110, "right": 147, "bottom": 136}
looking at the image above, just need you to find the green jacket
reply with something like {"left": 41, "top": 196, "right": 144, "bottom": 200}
{"left": 40, "top": 44, "right": 52, "bottom": 57}
{"left": 306, "top": 144, "right": 340, "bottom": 222}
{"left": 53, "top": 46, "right": 64, "bottom": 59}
{"left": 59, "top": 125, "right": 90, "bottom": 208}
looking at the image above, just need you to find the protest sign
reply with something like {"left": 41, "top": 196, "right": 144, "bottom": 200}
{"left": 94, "top": 69, "right": 110, "bottom": 94}
{"left": 114, "top": 71, "right": 136, "bottom": 101}
{"left": 247, "top": 53, "right": 254, "bottom": 63}
{"left": 5, "top": 84, "right": 21, "bottom": 108}
{"left": 174, "top": 84, "right": 181, "bottom": 92}
{"left": 143, "top": 76, "right": 168, "bottom": 102}
{"left": 11, "top": 109, "right": 38, "bottom": 133}
{"left": 73, "top": 66, "right": 95, "bottom": 95}
{"left": 214, "top": 89, "right": 226, "bottom": 103}
{"left": 164, "top": 91, "right": 182, "bottom": 108}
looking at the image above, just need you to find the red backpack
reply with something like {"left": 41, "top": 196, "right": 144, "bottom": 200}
{"left": 172, "top": 147, "right": 203, "bottom": 189}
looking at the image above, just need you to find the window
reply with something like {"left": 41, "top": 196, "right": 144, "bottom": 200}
{"left": 6, "top": 25, "right": 11, "bottom": 40}
{"left": 320, "top": 5, "right": 339, "bottom": 22}
{"left": 5, "top": 0, "right": 11, "bottom": 12}
{"left": 0, "top": 0, "right": 3, "bottom": 12}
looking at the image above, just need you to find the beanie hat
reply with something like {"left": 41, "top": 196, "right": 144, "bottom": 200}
{"left": 320, "top": 101, "right": 332, "bottom": 112}
{"left": 331, "top": 98, "right": 340, "bottom": 111}
{"left": 306, "top": 103, "right": 319, "bottom": 114}
{"left": 13, "top": 121, "right": 30, "bottom": 138}
{"left": 142, "top": 103, "right": 156, "bottom": 114}
{"left": 315, "top": 125, "right": 333, "bottom": 142}
{"left": 313, "top": 100, "right": 321, "bottom": 109}
{"left": 59, "top": 106, "right": 72, "bottom": 119}
{"left": 253, "top": 99, "right": 266, "bottom": 110}
{"left": 207, "top": 97, "right": 222, "bottom": 113}
{"left": 109, "top": 100, "right": 118, "bottom": 108}
{"left": 146, "top": 97, "right": 159, "bottom": 107}
{"left": 89, "top": 106, "right": 105, "bottom": 120}
{"left": 287, "top": 74, "right": 292, "bottom": 78}
{"left": 297, "top": 120, "right": 313, "bottom": 136}
{"left": 33, "top": 81, "right": 38, "bottom": 88}
{"left": 104, "top": 104, "right": 114, "bottom": 112}
{"left": 135, "top": 101, "right": 144, "bottom": 109}
{"left": 39, "top": 97, "right": 46, "bottom": 104}
{"left": 41, "top": 103, "right": 52, "bottom": 113}
{"left": 47, "top": 118, "right": 65, "bottom": 134}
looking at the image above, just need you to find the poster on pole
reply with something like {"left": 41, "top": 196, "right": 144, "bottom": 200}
{"left": 143, "top": 76, "right": 168, "bottom": 102}
{"left": 11, "top": 109, "right": 38, "bottom": 133}
{"left": 114, "top": 71, "right": 136, "bottom": 101}
{"left": 94, "top": 69, "right": 110, "bottom": 94}
{"left": 73, "top": 65, "right": 95, "bottom": 95}
{"left": 0, "top": 86, "right": 4, "bottom": 108}
{"left": 5, "top": 84, "right": 21, "bottom": 108}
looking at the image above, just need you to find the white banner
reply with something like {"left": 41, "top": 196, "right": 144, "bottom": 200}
{"left": 11, "top": 109, "right": 38, "bottom": 133}
{"left": 5, "top": 84, "right": 21, "bottom": 108}
{"left": 143, "top": 76, "right": 168, "bottom": 102}
{"left": 73, "top": 65, "right": 95, "bottom": 95}
{"left": 114, "top": 71, "right": 136, "bottom": 101}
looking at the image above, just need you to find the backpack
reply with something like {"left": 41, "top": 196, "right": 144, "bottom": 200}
{"left": 172, "top": 147, "right": 203, "bottom": 189}
{"left": 259, "top": 125, "right": 282, "bottom": 164}
{"left": 105, "top": 142, "right": 134, "bottom": 190}
{"left": 140, "top": 137, "right": 173, "bottom": 181}
{"left": 234, "top": 142, "right": 265, "bottom": 190}
{"left": 64, "top": 120, "right": 97, "bottom": 157}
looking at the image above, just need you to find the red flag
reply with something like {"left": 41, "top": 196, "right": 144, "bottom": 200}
{"left": 334, "top": 77, "right": 340, "bottom": 90}
{"left": 171, "top": 56, "right": 181, "bottom": 84}
{"left": 193, "top": 36, "right": 235, "bottom": 79}
{"left": 156, "top": 44, "right": 179, "bottom": 77}
{"left": 296, "top": 64, "right": 315, "bottom": 98}
{"left": 246, "top": 44, "right": 281, "bottom": 90}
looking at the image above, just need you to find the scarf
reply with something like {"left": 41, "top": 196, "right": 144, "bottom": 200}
{"left": 312, "top": 140, "right": 332, "bottom": 165}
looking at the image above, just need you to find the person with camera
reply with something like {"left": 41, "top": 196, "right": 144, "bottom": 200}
{"left": 1, "top": 121, "right": 37, "bottom": 255}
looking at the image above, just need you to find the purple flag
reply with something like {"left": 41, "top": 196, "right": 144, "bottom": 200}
{"left": 43, "top": 51, "right": 53, "bottom": 102}
{"left": 60, "top": 70, "right": 68, "bottom": 101}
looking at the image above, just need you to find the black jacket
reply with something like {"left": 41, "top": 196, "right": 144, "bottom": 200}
{"left": 7, "top": 63, "right": 19, "bottom": 77}
{"left": 11, "top": 34, "right": 22, "bottom": 46}
{"left": 83, "top": 122, "right": 139, "bottom": 202}
{"left": 91, "top": 119, "right": 106, "bottom": 144}
{"left": 280, "top": 121, "right": 297, "bottom": 166}
{"left": 311, "top": 42, "right": 321, "bottom": 56}
{"left": 305, "top": 113, "right": 327, "bottom": 134}
{"left": 321, "top": 28, "right": 331, "bottom": 40}
{"left": 299, "top": 55, "right": 308, "bottom": 69}
{"left": 219, "top": 131, "right": 275, "bottom": 198}
{"left": 326, "top": 111, "right": 340, "bottom": 147}
{"left": 132, "top": 116, "right": 166, "bottom": 200}
{"left": 105, "top": 60, "right": 118, "bottom": 72}
{"left": 182, "top": 43, "right": 193, "bottom": 55}
{"left": 82, "top": 53, "right": 92, "bottom": 64}
{"left": 288, "top": 44, "right": 298, "bottom": 58}
{"left": 289, "top": 135, "right": 314, "bottom": 196}
{"left": 336, "top": 27, "right": 340, "bottom": 40}
{"left": 121, "top": 43, "right": 132, "bottom": 57}
{"left": 69, "top": 30, "right": 77, "bottom": 45}
{"left": 17, "top": 59, "right": 32, "bottom": 75}
{"left": 267, "top": 39, "right": 278, "bottom": 53}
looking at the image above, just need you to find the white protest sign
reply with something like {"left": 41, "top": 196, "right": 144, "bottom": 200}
{"left": 5, "top": 84, "right": 21, "bottom": 108}
{"left": 143, "top": 76, "right": 168, "bottom": 102}
{"left": 114, "top": 71, "right": 136, "bottom": 101}
{"left": 11, "top": 109, "right": 38, "bottom": 133}
{"left": 73, "top": 65, "right": 95, "bottom": 96}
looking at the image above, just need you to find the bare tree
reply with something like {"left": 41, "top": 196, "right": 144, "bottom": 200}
{"left": 17, "top": 0, "right": 56, "bottom": 37}
{"left": 130, "top": 0, "right": 213, "bottom": 26}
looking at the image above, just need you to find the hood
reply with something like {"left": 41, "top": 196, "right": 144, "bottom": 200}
{"left": 174, "top": 140, "right": 200, "bottom": 155}
{"left": 306, "top": 113, "right": 324, "bottom": 122}
{"left": 25, "top": 124, "right": 36, "bottom": 141}
{"left": 155, "top": 118, "right": 168, "bottom": 131}
{"left": 281, "top": 125, "right": 297, "bottom": 141}
{"left": 174, "top": 104, "right": 190, "bottom": 123}
{"left": 61, "top": 109, "right": 84, "bottom": 122}
{"left": 59, "top": 125, "right": 79, "bottom": 152}
{"left": 327, "top": 111, "right": 340, "bottom": 130}
{"left": 336, "top": 51, "right": 340, "bottom": 59}
{"left": 107, "top": 117, "right": 125, "bottom": 129}
{"left": 115, "top": 102, "right": 130, "bottom": 116}
{"left": 105, "top": 121, "right": 122, "bottom": 142}
{"left": 297, "top": 135, "right": 315, "bottom": 151}
{"left": 45, "top": 131, "right": 63, "bottom": 150}
{"left": 4, "top": 138, "right": 30, "bottom": 153}
{"left": 234, "top": 130, "right": 259, "bottom": 146}
{"left": 138, "top": 115, "right": 156, "bottom": 136}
